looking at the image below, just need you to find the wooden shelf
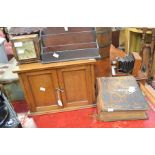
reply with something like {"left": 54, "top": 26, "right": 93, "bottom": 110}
{"left": 124, "top": 28, "right": 153, "bottom": 53}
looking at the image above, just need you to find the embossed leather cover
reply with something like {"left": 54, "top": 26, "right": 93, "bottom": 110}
{"left": 99, "top": 76, "right": 148, "bottom": 111}
{"left": 96, "top": 76, "right": 148, "bottom": 121}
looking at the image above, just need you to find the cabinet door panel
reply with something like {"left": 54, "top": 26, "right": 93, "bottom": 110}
{"left": 24, "top": 70, "right": 60, "bottom": 112}
{"left": 62, "top": 69, "right": 87, "bottom": 102}
{"left": 57, "top": 65, "right": 93, "bottom": 107}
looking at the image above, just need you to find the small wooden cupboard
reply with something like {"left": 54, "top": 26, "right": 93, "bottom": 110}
{"left": 13, "top": 59, "right": 96, "bottom": 115}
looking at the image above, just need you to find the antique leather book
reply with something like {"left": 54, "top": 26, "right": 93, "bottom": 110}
{"left": 96, "top": 76, "right": 148, "bottom": 121}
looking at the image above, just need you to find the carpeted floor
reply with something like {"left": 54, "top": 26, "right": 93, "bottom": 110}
{"left": 13, "top": 98, "right": 155, "bottom": 128}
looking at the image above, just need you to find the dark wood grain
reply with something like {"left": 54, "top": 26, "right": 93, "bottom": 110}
{"left": 43, "top": 42, "right": 97, "bottom": 52}
{"left": 42, "top": 31, "right": 96, "bottom": 47}
{"left": 96, "top": 27, "right": 112, "bottom": 58}
{"left": 42, "top": 27, "right": 94, "bottom": 35}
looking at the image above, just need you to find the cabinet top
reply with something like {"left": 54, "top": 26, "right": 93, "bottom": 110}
{"left": 13, "top": 59, "right": 96, "bottom": 73}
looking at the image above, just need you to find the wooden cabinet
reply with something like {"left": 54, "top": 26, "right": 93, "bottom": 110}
{"left": 14, "top": 59, "right": 96, "bottom": 115}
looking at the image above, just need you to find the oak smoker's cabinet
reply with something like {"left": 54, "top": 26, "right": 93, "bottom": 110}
{"left": 13, "top": 59, "right": 96, "bottom": 115}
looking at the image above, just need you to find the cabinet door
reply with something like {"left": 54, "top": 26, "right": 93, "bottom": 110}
{"left": 57, "top": 65, "right": 94, "bottom": 108}
{"left": 22, "top": 70, "right": 60, "bottom": 113}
